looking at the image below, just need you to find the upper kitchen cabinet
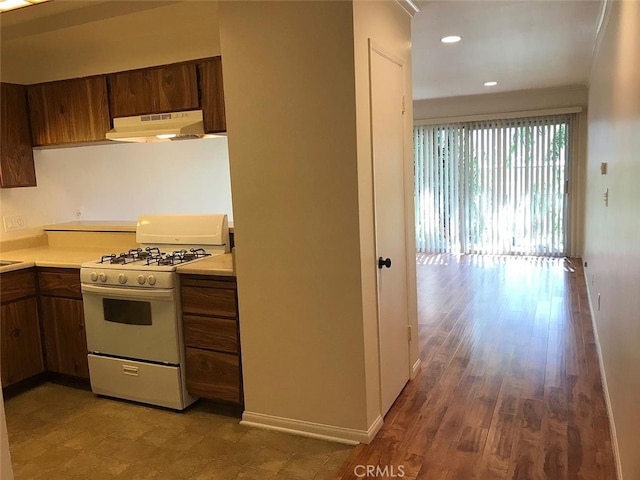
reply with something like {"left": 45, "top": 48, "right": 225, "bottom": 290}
{"left": 0, "top": 83, "right": 36, "bottom": 188}
{"left": 28, "top": 77, "right": 111, "bottom": 146}
{"left": 108, "top": 63, "right": 199, "bottom": 118}
{"left": 197, "top": 57, "right": 226, "bottom": 133}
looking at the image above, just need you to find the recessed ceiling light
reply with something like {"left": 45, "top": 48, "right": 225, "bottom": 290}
{"left": 441, "top": 35, "right": 462, "bottom": 44}
{"left": 484, "top": 81, "right": 498, "bottom": 87}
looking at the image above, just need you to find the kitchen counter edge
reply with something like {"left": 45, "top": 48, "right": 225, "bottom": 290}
{"left": 0, "top": 247, "right": 112, "bottom": 273}
{"left": 175, "top": 253, "right": 234, "bottom": 276}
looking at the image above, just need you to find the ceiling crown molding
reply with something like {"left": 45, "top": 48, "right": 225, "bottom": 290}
{"left": 395, "top": 0, "right": 420, "bottom": 18}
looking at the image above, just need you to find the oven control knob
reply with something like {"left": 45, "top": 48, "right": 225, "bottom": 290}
{"left": 118, "top": 274, "right": 128, "bottom": 284}
{"left": 90, "top": 272, "right": 98, "bottom": 281}
{"left": 137, "top": 274, "right": 146, "bottom": 285}
{"left": 99, "top": 272, "right": 107, "bottom": 282}
{"left": 147, "top": 275, "right": 156, "bottom": 286}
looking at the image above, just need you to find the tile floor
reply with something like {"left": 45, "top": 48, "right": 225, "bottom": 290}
{"left": 4, "top": 383, "right": 352, "bottom": 480}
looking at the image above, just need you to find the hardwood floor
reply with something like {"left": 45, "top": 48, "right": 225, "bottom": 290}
{"left": 337, "top": 254, "right": 617, "bottom": 480}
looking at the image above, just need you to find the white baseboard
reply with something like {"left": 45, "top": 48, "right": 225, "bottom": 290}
{"left": 411, "top": 358, "right": 421, "bottom": 379}
{"left": 240, "top": 411, "right": 384, "bottom": 445}
{"left": 583, "top": 267, "right": 623, "bottom": 480}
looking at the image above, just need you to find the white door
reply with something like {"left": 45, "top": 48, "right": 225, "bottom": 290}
{"left": 369, "top": 42, "right": 410, "bottom": 415}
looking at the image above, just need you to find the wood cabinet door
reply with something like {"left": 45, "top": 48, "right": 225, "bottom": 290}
{"left": 108, "top": 63, "right": 199, "bottom": 118}
{"left": 0, "top": 83, "right": 36, "bottom": 188}
{"left": 197, "top": 57, "right": 226, "bottom": 133}
{"left": 39, "top": 296, "right": 89, "bottom": 379}
{"left": 185, "top": 348, "right": 241, "bottom": 404}
{"left": 28, "top": 77, "right": 111, "bottom": 146}
{"left": 0, "top": 298, "right": 44, "bottom": 387}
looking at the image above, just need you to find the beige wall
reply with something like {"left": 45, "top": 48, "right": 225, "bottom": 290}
{"left": 1, "top": 1, "right": 220, "bottom": 83}
{"left": 219, "top": 1, "right": 369, "bottom": 435}
{"left": 584, "top": 1, "right": 640, "bottom": 479}
{"left": 413, "top": 85, "right": 588, "bottom": 120}
{"left": 352, "top": 0, "right": 418, "bottom": 427}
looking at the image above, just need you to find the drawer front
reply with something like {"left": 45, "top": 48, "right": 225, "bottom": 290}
{"left": 180, "top": 275, "right": 236, "bottom": 290}
{"left": 0, "top": 268, "right": 36, "bottom": 303}
{"left": 38, "top": 268, "right": 82, "bottom": 298}
{"left": 88, "top": 354, "right": 185, "bottom": 410}
{"left": 182, "top": 286, "right": 237, "bottom": 318}
{"left": 183, "top": 315, "right": 238, "bottom": 353}
{"left": 185, "top": 348, "right": 241, "bottom": 404}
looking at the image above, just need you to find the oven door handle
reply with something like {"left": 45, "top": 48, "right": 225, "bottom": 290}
{"left": 81, "top": 284, "right": 175, "bottom": 300}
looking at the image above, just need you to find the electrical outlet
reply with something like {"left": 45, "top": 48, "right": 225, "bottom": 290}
{"left": 2, "top": 215, "right": 26, "bottom": 232}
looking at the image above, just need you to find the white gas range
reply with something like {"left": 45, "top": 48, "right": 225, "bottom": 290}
{"left": 80, "top": 214, "right": 229, "bottom": 410}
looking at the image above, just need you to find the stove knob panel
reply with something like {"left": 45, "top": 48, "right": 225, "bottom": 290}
{"left": 99, "top": 272, "right": 107, "bottom": 282}
{"left": 147, "top": 275, "right": 156, "bottom": 286}
{"left": 118, "top": 274, "right": 128, "bottom": 284}
{"left": 137, "top": 274, "right": 146, "bottom": 285}
{"left": 90, "top": 272, "right": 98, "bottom": 281}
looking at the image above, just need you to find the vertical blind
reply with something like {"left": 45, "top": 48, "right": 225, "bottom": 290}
{"left": 414, "top": 114, "right": 573, "bottom": 256}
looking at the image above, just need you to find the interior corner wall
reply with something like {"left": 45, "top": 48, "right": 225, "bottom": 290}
{"left": 584, "top": 1, "right": 640, "bottom": 479}
{"left": 219, "top": 1, "right": 370, "bottom": 436}
{"left": 352, "top": 0, "right": 418, "bottom": 428}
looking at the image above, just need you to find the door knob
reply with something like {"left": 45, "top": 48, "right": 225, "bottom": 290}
{"left": 378, "top": 257, "right": 391, "bottom": 269}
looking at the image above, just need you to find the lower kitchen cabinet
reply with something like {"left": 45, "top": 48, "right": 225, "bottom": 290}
{"left": 38, "top": 268, "right": 89, "bottom": 380}
{"left": 0, "top": 269, "right": 44, "bottom": 387}
{"left": 180, "top": 274, "right": 243, "bottom": 405}
{"left": 39, "top": 296, "right": 89, "bottom": 379}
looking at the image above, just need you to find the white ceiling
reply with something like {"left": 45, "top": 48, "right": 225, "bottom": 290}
{"left": 1, "top": 0, "right": 604, "bottom": 100}
{"left": 412, "top": 0, "right": 604, "bottom": 99}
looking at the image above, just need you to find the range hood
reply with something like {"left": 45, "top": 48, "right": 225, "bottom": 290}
{"left": 106, "top": 110, "right": 220, "bottom": 143}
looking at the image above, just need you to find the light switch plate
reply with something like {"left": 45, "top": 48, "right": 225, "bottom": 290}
{"left": 600, "top": 162, "right": 608, "bottom": 175}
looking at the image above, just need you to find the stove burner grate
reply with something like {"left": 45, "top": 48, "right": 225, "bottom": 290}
{"left": 146, "top": 248, "right": 211, "bottom": 266}
{"left": 97, "top": 247, "right": 211, "bottom": 267}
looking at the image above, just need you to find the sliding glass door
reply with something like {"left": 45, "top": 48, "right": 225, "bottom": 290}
{"left": 414, "top": 115, "right": 571, "bottom": 256}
